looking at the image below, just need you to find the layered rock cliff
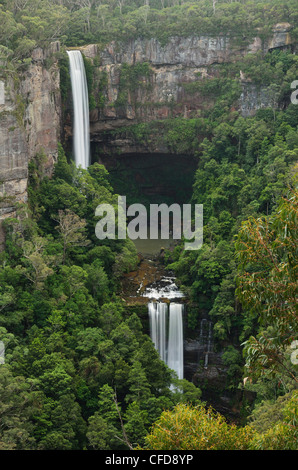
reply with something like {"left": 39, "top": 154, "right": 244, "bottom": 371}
{"left": 64, "top": 22, "right": 295, "bottom": 156}
{"left": 0, "top": 42, "right": 61, "bottom": 246}
{"left": 0, "top": 23, "right": 295, "bottom": 245}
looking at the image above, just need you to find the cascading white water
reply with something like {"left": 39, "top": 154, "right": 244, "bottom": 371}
{"left": 148, "top": 301, "right": 184, "bottom": 381}
{"left": 149, "top": 302, "right": 167, "bottom": 363}
{"left": 167, "top": 303, "right": 184, "bottom": 380}
{"left": 143, "top": 276, "right": 184, "bottom": 299}
{"left": 67, "top": 50, "right": 90, "bottom": 169}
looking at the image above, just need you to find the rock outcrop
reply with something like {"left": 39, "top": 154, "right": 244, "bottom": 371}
{"left": 68, "top": 23, "right": 295, "bottom": 155}
{"left": 0, "top": 42, "right": 61, "bottom": 246}
{"left": 0, "top": 24, "right": 295, "bottom": 245}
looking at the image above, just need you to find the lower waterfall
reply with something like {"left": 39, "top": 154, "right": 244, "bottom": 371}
{"left": 148, "top": 302, "right": 167, "bottom": 363}
{"left": 149, "top": 301, "right": 184, "bottom": 380}
{"left": 168, "top": 303, "right": 184, "bottom": 380}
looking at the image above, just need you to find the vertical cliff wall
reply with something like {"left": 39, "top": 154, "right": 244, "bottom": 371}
{"left": 64, "top": 23, "right": 294, "bottom": 157}
{"left": 0, "top": 24, "right": 295, "bottom": 246}
{"left": 0, "top": 42, "right": 61, "bottom": 246}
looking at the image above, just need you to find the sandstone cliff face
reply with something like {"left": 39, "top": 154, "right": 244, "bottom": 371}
{"left": 72, "top": 23, "right": 294, "bottom": 155}
{"left": 0, "top": 24, "right": 295, "bottom": 238}
{"left": 0, "top": 42, "right": 61, "bottom": 245}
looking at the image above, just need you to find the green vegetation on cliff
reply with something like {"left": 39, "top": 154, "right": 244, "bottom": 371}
{"left": 160, "top": 49, "right": 298, "bottom": 403}
{"left": 0, "top": 0, "right": 298, "bottom": 59}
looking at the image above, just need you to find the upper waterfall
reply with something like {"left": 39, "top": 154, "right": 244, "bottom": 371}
{"left": 67, "top": 50, "right": 90, "bottom": 169}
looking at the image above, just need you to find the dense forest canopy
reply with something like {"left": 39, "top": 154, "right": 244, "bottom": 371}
{"left": 0, "top": 0, "right": 297, "bottom": 452}
{"left": 0, "top": 0, "right": 298, "bottom": 56}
